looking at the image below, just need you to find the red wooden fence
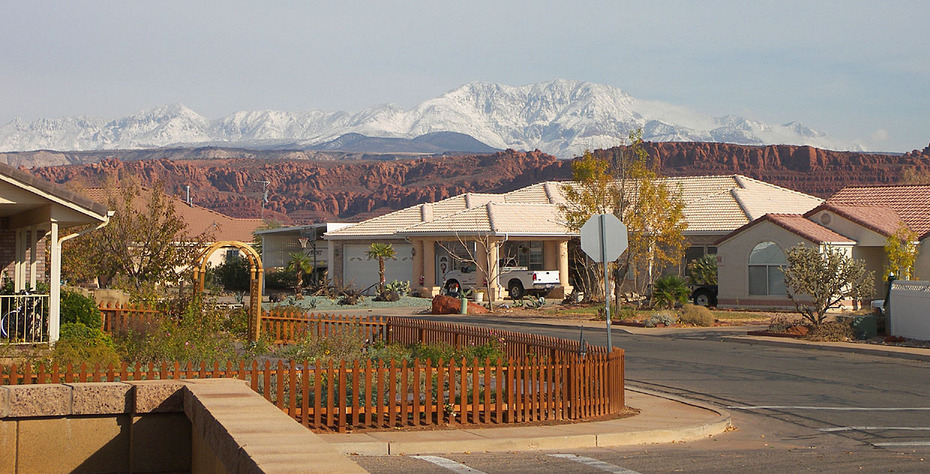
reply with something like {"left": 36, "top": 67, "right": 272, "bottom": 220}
{"left": 99, "top": 302, "right": 160, "bottom": 332}
{"left": 79, "top": 303, "right": 627, "bottom": 432}
{"left": 0, "top": 351, "right": 624, "bottom": 433}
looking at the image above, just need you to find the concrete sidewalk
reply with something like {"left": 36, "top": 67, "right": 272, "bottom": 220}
{"left": 319, "top": 387, "right": 732, "bottom": 455}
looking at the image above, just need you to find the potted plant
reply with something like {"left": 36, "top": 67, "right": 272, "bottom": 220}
{"left": 474, "top": 290, "right": 485, "bottom": 303}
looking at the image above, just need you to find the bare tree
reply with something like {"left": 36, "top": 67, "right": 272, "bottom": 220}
{"left": 437, "top": 227, "right": 516, "bottom": 310}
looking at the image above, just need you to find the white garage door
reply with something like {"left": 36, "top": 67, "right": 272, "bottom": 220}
{"left": 343, "top": 244, "right": 413, "bottom": 293}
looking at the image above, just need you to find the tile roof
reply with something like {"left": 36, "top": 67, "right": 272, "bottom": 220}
{"left": 765, "top": 214, "right": 856, "bottom": 244}
{"left": 398, "top": 202, "right": 571, "bottom": 237}
{"left": 717, "top": 213, "right": 856, "bottom": 246}
{"left": 681, "top": 191, "right": 750, "bottom": 232}
{"left": 822, "top": 185, "right": 930, "bottom": 239}
{"left": 326, "top": 190, "right": 566, "bottom": 239}
{"left": 806, "top": 203, "right": 905, "bottom": 238}
{"left": 84, "top": 188, "right": 262, "bottom": 242}
{"left": 326, "top": 174, "right": 823, "bottom": 239}
{"left": 730, "top": 175, "right": 825, "bottom": 221}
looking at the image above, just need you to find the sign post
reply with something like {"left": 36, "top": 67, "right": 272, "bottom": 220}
{"left": 580, "top": 214, "right": 628, "bottom": 349}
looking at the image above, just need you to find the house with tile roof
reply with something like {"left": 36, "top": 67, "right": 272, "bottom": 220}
{"left": 716, "top": 184, "right": 930, "bottom": 309}
{"left": 325, "top": 175, "right": 823, "bottom": 301}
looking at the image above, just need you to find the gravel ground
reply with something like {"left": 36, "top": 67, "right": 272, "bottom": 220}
{"left": 264, "top": 295, "right": 433, "bottom": 312}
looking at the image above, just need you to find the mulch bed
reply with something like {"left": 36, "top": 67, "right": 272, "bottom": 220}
{"left": 746, "top": 330, "right": 803, "bottom": 339}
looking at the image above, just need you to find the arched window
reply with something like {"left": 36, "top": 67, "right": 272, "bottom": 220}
{"left": 748, "top": 241, "right": 787, "bottom": 296}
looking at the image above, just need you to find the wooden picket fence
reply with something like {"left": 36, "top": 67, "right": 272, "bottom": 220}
{"left": 262, "top": 308, "right": 387, "bottom": 345}
{"left": 0, "top": 351, "right": 624, "bottom": 432}
{"left": 261, "top": 308, "right": 603, "bottom": 360}
{"left": 99, "top": 302, "right": 160, "bottom": 332}
{"left": 69, "top": 303, "right": 627, "bottom": 431}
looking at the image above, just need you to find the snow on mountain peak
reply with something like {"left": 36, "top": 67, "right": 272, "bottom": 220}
{"left": 0, "top": 81, "right": 844, "bottom": 157}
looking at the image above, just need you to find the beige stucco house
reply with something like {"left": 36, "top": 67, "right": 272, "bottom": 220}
{"left": 325, "top": 183, "right": 572, "bottom": 299}
{"left": 0, "top": 163, "right": 110, "bottom": 343}
{"left": 324, "top": 175, "right": 824, "bottom": 301}
{"left": 716, "top": 184, "right": 930, "bottom": 309}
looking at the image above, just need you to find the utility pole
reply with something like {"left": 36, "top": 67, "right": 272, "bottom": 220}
{"left": 254, "top": 180, "right": 270, "bottom": 220}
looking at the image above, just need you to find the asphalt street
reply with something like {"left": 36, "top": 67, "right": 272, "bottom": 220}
{"left": 355, "top": 314, "right": 930, "bottom": 473}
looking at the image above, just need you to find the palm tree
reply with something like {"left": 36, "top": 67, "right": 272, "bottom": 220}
{"left": 366, "top": 243, "right": 397, "bottom": 292}
{"left": 286, "top": 252, "right": 314, "bottom": 293}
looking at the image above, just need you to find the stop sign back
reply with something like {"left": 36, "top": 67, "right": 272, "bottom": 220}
{"left": 580, "top": 214, "right": 628, "bottom": 262}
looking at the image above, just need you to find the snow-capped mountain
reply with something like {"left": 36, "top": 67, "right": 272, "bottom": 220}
{"left": 0, "top": 80, "right": 843, "bottom": 158}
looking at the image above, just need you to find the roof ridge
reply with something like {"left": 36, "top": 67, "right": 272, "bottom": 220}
{"left": 734, "top": 174, "right": 824, "bottom": 199}
{"left": 486, "top": 202, "right": 497, "bottom": 230}
{"left": 729, "top": 187, "right": 755, "bottom": 221}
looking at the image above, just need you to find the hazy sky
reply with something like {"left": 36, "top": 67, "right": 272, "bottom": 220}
{"left": 1, "top": 1, "right": 927, "bottom": 152}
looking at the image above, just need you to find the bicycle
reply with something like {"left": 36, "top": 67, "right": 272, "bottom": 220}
{"left": 0, "top": 290, "right": 43, "bottom": 342}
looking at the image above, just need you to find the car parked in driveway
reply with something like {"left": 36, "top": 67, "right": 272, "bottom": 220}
{"left": 442, "top": 260, "right": 560, "bottom": 299}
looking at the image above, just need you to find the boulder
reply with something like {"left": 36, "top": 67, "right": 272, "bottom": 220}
{"left": 431, "top": 295, "right": 489, "bottom": 314}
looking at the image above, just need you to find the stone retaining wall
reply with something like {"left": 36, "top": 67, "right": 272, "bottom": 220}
{"left": 0, "top": 379, "right": 363, "bottom": 473}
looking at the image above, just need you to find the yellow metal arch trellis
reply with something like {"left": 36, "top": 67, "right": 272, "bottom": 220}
{"left": 192, "top": 240, "right": 263, "bottom": 342}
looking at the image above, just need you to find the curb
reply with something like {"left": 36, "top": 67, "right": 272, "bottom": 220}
{"left": 607, "top": 386, "right": 732, "bottom": 447}
{"left": 324, "top": 388, "right": 732, "bottom": 456}
{"left": 724, "top": 335, "right": 930, "bottom": 361}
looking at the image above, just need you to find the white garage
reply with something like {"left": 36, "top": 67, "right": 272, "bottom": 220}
{"left": 342, "top": 243, "right": 413, "bottom": 292}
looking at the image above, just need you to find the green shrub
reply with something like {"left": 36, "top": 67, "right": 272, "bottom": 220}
{"left": 688, "top": 254, "right": 718, "bottom": 285}
{"left": 360, "top": 340, "right": 506, "bottom": 366}
{"left": 212, "top": 257, "right": 250, "bottom": 294}
{"left": 768, "top": 314, "right": 794, "bottom": 332}
{"left": 112, "top": 294, "right": 241, "bottom": 365}
{"left": 806, "top": 320, "right": 854, "bottom": 342}
{"left": 644, "top": 312, "right": 678, "bottom": 328}
{"left": 616, "top": 305, "right": 637, "bottom": 321}
{"left": 51, "top": 323, "right": 121, "bottom": 367}
{"left": 265, "top": 269, "right": 298, "bottom": 290}
{"left": 652, "top": 275, "right": 690, "bottom": 309}
{"left": 385, "top": 280, "right": 411, "bottom": 295}
{"left": 277, "top": 326, "right": 367, "bottom": 363}
{"left": 679, "top": 304, "right": 715, "bottom": 326}
{"left": 61, "top": 290, "right": 102, "bottom": 328}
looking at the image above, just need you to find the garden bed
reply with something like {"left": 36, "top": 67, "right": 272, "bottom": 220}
{"left": 265, "top": 295, "right": 433, "bottom": 312}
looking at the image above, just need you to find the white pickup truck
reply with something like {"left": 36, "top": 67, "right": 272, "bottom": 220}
{"left": 442, "top": 262, "right": 560, "bottom": 299}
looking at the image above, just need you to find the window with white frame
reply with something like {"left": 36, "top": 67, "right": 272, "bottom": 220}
{"left": 748, "top": 241, "right": 787, "bottom": 296}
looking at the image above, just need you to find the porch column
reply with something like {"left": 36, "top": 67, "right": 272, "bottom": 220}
{"left": 558, "top": 240, "right": 572, "bottom": 297}
{"left": 29, "top": 226, "right": 41, "bottom": 289}
{"left": 14, "top": 228, "right": 24, "bottom": 291}
{"left": 49, "top": 221, "right": 60, "bottom": 343}
{"left": 328, "top": 241, "right": 342, "bottom": 287}
{"left": 543, "top": 241, "right": 558, "bottom": 270}
{"left": 411, "top": 238, "right": 424, "bottom": 290}
{"left": 478, "top": 239, "right": 500, "bottom": 301}
{"left": 422, "top": 239, "right": 436, "bottom": 294}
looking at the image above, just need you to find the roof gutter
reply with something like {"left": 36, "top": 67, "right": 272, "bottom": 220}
{"left": 58, "top": 210, "right": 114, "bottom": 245}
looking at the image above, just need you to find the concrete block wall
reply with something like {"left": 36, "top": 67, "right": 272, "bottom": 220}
{"left": 0, "top": 381, "right": 190, "bottom": 473}
{"left": 0, "top": 378, "right": 364, "bottom": 473}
